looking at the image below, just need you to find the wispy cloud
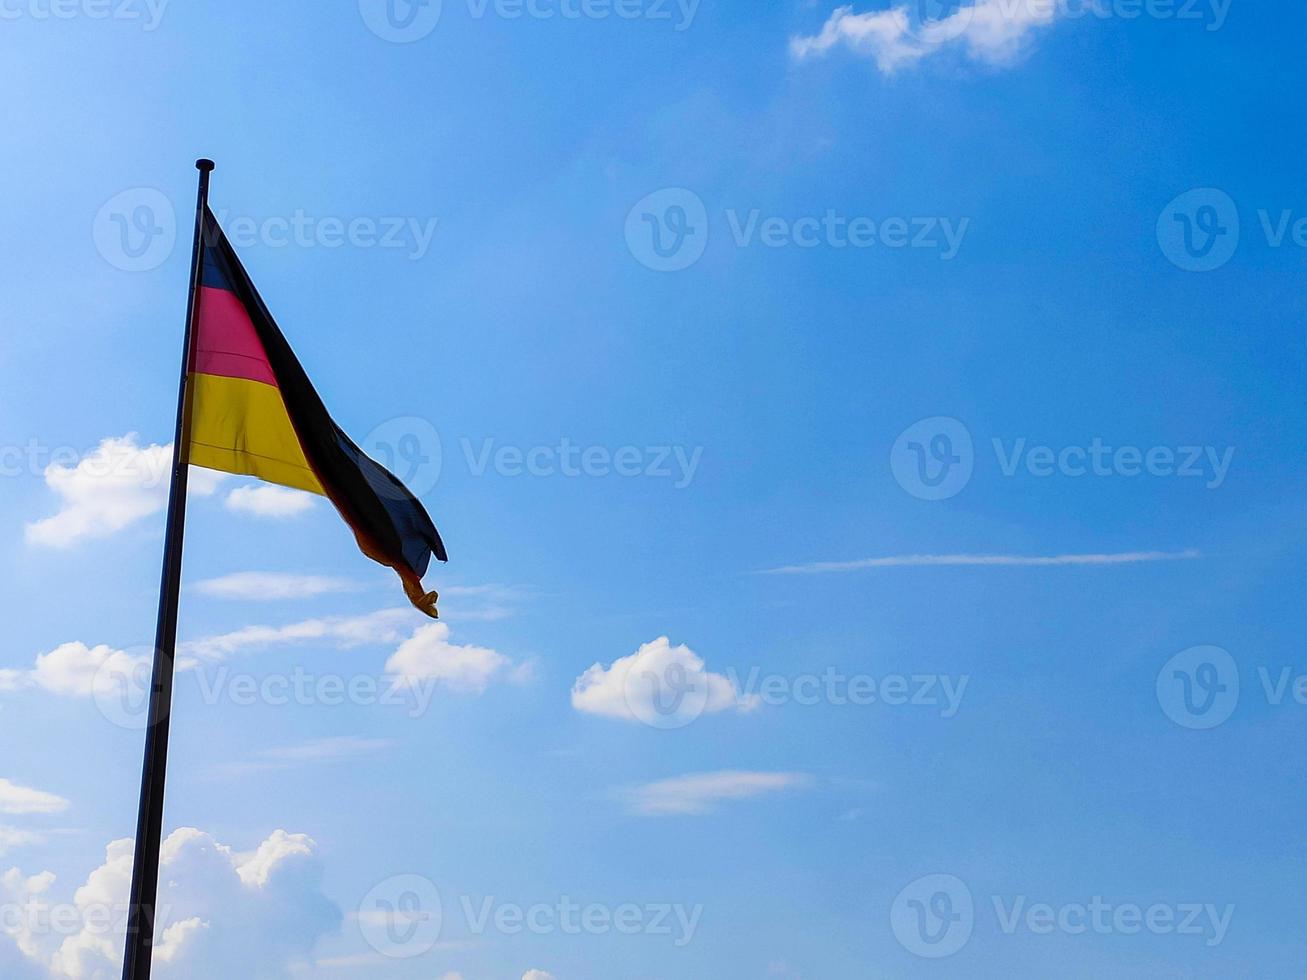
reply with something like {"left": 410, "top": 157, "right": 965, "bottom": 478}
{"left": 225, "top": 484, "right": 316, "bottom": 518}
{"left": 790, "top": 0, "right": 1062, "bottom": 73}
{"left": 0, "top": 825, "right": 44, "bottom": 856}
{"left": 0, "top": 778, "right": 70, "bottom": 816}
{"left": 209, "top": 736, "right": 397, "bottom": 779}
{"left": 762, "top": 549, "right": 1202, "bottom": 575}
{"left": 192, "top": 572, "right": 358, "bottom": 601}
{"left": 623, "top": 771, "right": 813, "bottom": 816}
{"left": 438, "top": 583, "right": 532, "bottom": 622}
{"left": 181, "top": 609, "right": 415, "bottom": 661}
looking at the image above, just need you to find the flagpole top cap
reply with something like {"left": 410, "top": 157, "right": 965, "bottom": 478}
{"left": 196, "top": 158, "right": 216, "bottom": 172}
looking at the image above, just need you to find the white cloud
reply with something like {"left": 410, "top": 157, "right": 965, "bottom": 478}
{"left": 25, "top": 435, "right": 223, "bottom": 548}
{"left": 385, "top": 623, "right": 512, "bottom": 694}
{"left": 192, "top": 571, "right": 357, "bottom": 601}
{"left": 571, "top": 637, "right": 754, "bottom": 723}
{"left": 210, "top": 737, "right": 397, "bottom": 779}
{"left": 183, "top": 613, "right": 518, "bottom": 695}
{"left": 523, "top": 972, "right": 557, "bottom": 980}
{"left": 438, "top": 583, "right": 531, "bottom": 623}
{"left": 233, "top": 829, "right": 316, "bottom": 887}
{"left": 0, "top": 642, "right": 156, "bottom": 714}
{"left": 181, "top": 608, "right": 415, "bottom": 662}
{"left": 625, "top": 771, "right": 812, "bottom": 816}
{"left": 0, "top": 780, "right": 69, "bottom": 817}
{"left": 0, "top": 827, "right": 43, "bottom": 857}
{"left": 790, "top": 0, "right": 1062, "bottom": 72}
{"left": 1, "top": 827, "right": 338, "bottom": 979}
{"left": 224, "top": 484, "right": 315, "bottom": 518}
{"left": 28, "top": 643, "right": 150, "bottom": 699}
{"left": 763, "top": 548, "right": 1202, "bottom": 575}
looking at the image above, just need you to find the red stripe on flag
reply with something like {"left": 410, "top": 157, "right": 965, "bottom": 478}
{"left": 192, "top": 286, "right": 277, "bottom": 386}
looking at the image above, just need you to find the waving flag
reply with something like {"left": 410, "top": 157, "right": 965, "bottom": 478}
{"left": 187, "top": 206, "right": 447, "bottom": 616}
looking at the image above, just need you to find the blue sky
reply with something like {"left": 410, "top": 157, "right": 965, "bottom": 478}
{"left": 2, "top": 1, "right": 1306, "bottom": 977}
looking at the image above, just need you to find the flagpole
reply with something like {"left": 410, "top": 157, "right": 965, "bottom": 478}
{"left": 121, "top": 158, "right": 214, "bottom": 980}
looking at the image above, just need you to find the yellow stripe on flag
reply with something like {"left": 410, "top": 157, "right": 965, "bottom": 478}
{"left": 187, "top": 373, "right": 325, "bottom": 494}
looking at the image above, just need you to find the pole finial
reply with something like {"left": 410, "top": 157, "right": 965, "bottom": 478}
{"left": 196, "top": 158, "right": 216, "bottom": 172}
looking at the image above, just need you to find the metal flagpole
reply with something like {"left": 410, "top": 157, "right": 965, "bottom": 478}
{"left": 121, "top": 158, "right": 214, "bottom": 980}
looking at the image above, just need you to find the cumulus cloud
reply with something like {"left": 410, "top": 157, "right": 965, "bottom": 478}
{"left": 385, "top": 623, "right": 515, "bottom": 694}
{"left": 624, "top": 771, "right": 813, "bottom": 816}
{"left": 0, "top": 780, "right": 70, "bottom": 817}
{"left": 0, "top": 643, "right": 153, "bottom": 710}
{"left": 571, "top": 637, "right": 755, "bottom": 724}
{"left": 25, "top": 435, "right": 223, "bottom": 548}
{"left": 790, "top": 0, "right": 1061, "bottom": 72}
{"left": 224, "top": 484, "right": 316, "bottom": 518}
{"left": 523, "top": 972, "right": 557, "bottom": 980}
{"left": 0, "top": 827, "right": 339, "bottom": 979}
{"left": 191, "top": 572, "right": 357, "bottom": 601}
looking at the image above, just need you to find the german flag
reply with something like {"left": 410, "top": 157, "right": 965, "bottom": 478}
{"left": 186, "top": 207, "right": 446, "bottom": 616}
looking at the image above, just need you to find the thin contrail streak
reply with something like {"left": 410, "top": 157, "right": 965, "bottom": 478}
{"left": 761, "top": 549, "right": 1202, "bottom": 576}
